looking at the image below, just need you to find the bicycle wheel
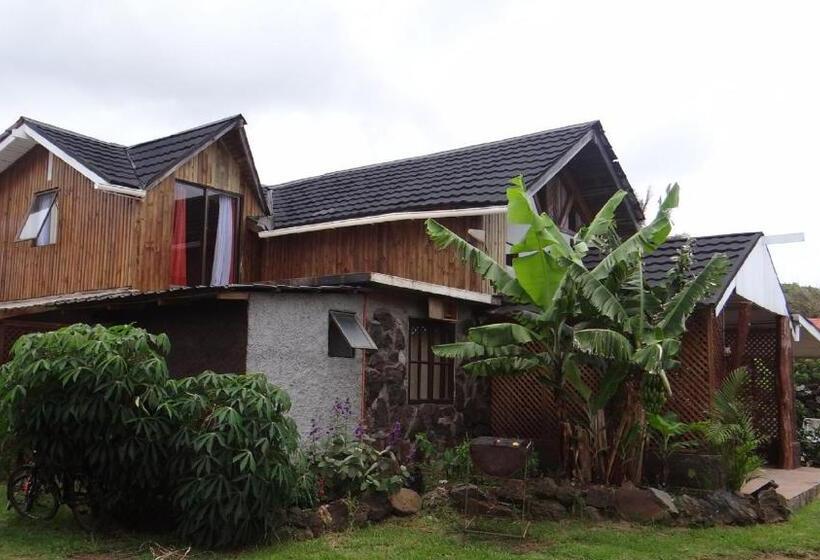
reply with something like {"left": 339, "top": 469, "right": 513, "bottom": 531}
{"left": 7, "top": 466, "right": 60, "bottom": 521}
{"left": 66, "top": 474, "right": 99, "bottom": 532}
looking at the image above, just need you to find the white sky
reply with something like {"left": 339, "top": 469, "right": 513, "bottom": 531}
{"left": 2, "top": 0, "right": 818, "bottom": 286}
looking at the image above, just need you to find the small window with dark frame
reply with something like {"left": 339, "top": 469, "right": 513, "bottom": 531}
{"left": 328, "top": 310, "right": 377, "bottom": 358}
{"left": 408, "top": 319, "right": 455, "bottom": 404}
{"left": 18, "top": 190, "right": 58, "bottom": 246}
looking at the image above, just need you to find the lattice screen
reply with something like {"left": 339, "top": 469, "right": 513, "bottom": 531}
{"left": 491, "top": 309, "right": 717, "bottom": 440}
{"left": 725, "top": 327, "right": 780, "bottom": 446}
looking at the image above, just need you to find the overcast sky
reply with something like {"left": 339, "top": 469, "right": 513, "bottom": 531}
{"left": 2, "top": 0, "right": 818, "bottom": 286}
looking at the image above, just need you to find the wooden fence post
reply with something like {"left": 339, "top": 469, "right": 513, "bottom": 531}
{"left": 776, "top": 315, "right": 798, "bottom": 469}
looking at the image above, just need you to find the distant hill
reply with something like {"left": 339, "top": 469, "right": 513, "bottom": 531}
{"left": 783, "top": 283, "right": 820, "bottom": 317}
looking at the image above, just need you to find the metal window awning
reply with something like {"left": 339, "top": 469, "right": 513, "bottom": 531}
{"left": 329, "top": 310, "right": 377, "bottom": 350}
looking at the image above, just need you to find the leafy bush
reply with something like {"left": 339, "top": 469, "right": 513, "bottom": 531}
{"left": 306, "top": 400, "right": 407, "bottom": 501}
{"left": 413, "top": 433, "right": 473, "bottom": 487}
{"left": 0, "top": 324, "right": 172, "bottom": 511}
{"left": 695, "top": 367, "right": 764, "bottom": 491}
{"left": 0, "top": 324, "right": 304, "bottom": 548}
{"left": 165, "top": 372, "right": 300, "bottom": 548}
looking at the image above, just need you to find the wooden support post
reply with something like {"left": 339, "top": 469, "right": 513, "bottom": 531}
{"left": 732, "top": 301, "right": 752, "bottom": 371}
{"left": 776, "top": 315, "right": 798, "bottom": 469}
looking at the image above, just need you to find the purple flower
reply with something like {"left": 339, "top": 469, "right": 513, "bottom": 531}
{"left": 386, "top": 420, "right": 402, "bottom": 448}
{"left": 353, "top": 423, "right": 366, "bottom": 440}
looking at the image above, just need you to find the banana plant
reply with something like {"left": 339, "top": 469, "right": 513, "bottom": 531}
{"left": 426, "top": 177, "right": 729, "bottom": 483}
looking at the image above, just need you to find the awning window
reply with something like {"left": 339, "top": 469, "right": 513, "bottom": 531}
{"left": 328, "top": 311, "right": 377, "bottom": 357}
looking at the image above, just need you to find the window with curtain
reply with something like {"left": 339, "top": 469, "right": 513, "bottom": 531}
{"left": 18, "top": 190, "right": 58, "bottom": 246}
{"left": 170, "top": 181, "right": 240, "bottom": 286}
{"left": 408, "top": 319, "right": 455, "bottom": 404}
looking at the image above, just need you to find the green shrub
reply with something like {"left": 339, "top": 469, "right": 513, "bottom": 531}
{"left": 413, "top": 433, "right": 472, "bottom": 486}
{"left": 0, "top": 324, "right": 173, "bottom": 511}
{"left": 0, "top": 323, "right": 304, "bottom": 548}
{"left": 695, "top": 367, "right": 764, "bottom": 491}
{"left": 306, "top": 401, "right": 407, "bottom": 501}
{"left": 165, "top": 372, "right": 300, "bottom": 548}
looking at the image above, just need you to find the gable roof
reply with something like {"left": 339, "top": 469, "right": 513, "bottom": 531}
{"left": 0, "top": 115, "right": 260, "bottom": 197}
{"left": 585, "top": 231, "right": 790, "bottom": 316}
{"left": 640, "top": 232, "right": 763, "bottom": 303}
{"left": 262, "top": 121, "right": 640, "bottom": 234}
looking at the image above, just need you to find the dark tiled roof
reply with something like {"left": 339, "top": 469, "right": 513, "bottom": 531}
{"left": 265, "top": 121, "right": 602, "bottom": 229}
{"left": 24, "top": 119, "right": 142, "bottom": 187}
{"left": 585, "top": 231, "right": 763, "bottom": 303}
{"left": 12, "top": 115, "right": 245, "bottom": 189}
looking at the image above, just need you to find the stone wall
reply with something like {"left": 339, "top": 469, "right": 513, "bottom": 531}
{"left": 364, "top": 301, "right": 491, "bottom": 443}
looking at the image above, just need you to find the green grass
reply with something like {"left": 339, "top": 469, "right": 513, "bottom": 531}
{"left": 2, "top": 491, "right": 820, "bottom": 560}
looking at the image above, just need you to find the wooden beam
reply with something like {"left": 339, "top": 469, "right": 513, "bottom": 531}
{"left": 776, "top": 315, "right": 799, "bottom": 469}
{"left": 731, "top": 301, "right": 752, "bottom": 370}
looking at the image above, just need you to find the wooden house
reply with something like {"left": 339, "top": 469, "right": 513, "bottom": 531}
{"left": 0, "top": 115, "right": 799, "bottom": 467}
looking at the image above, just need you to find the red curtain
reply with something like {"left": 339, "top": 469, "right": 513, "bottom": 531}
{"left": 170, "top": 198, "right": 187, "bottom": 285}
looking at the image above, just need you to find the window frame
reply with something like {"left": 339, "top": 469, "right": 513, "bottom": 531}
{"left": 407, "top": 318, "right": 456, "bottom": 405}
{"left": 170, "top": 180, "right": 242, "bottom": 287}
{"left": 17, "top": 189, "right": 59, "bottom": 247}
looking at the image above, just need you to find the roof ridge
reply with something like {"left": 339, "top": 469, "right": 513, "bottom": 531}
{"left": 21, "top": 116, "right": 129, "bottom": 148}
{"left": 127, "top": 114, "right": 243, "bottom": 150}
{"left": 265, "top": 120, "right": 600, "bottom": 189}
{"left": 669, "top": 231, "right": 763, "bottom": 241}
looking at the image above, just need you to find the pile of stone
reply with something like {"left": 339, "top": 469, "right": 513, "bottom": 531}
{"left": 287, "top": 488, "right": 422, "bottom": 539}
{"left": 442, "top": 477, "right": 791, "bottom": 527}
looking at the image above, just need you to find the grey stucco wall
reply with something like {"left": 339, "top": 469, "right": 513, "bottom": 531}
{"left": 246, "top": 292, "right": 367, "bottom": 435}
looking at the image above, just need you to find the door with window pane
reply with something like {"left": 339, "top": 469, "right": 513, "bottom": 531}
{"left": 171, "top": 181, "right": 239, "bottom": 286}
{"left": 408, "top": 319, "right": 455, "bottom": 404}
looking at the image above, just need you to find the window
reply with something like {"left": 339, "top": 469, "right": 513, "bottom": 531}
{"left": 328, "top": 311, "right": 377, "bottom": 357}
{"left": 170, "top": 181, "right": 240, "bottom": 286}
{"left": 18, "top": 190, "right": 58, "bottom": 246}
{"left": 408, "top": 319, "right": 455, "bottom": 404}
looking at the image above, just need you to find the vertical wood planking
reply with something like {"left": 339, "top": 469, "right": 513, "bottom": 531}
{"left": 257, "top": 216, "right": 499, "bottom": 293}
{"left": 0, "top": 146, "right": 139, "bottom": 301}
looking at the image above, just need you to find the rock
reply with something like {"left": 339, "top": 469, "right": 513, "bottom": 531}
{"left": 463, "top": 497, "right": 514, "bottom": 517}
{"left": 318, "top": 500, "right": 351, "bottom": 532}
{"left": 583, "top": 505, "right": 606, "bottom": 521}
{"left": 649, "top": 488, "right": 679, "bottom": 515}
{"left": 755, "top": 488, "right": 790, "bottom": 523}
{"left": 530, "top": 477, "right": 559, "bottom": 499}
{"left": 613, "top": 485, "right": 672, "bottom": 523}
{"left": 422, "top": 486, "right": 450, "bottom": 510}
{"left": 706, "top": 490, "right": 759, "bottom": 526}
{"left": 554, "top": 482, "right": 582, "bottom": 507}
{"left": 584, "top": 485, "right": 614, "bottom": 510}
{"left": 389, "top": 488, "right": 422, "bottom": 516}
{"left": 529, "top": 498, "right": 567, "bottom": 520}
{"left": 449, "top": 483, "right": 491, "bottom": 506}
{"left": 360, "top": 492, "right": 392, "bottom": 522}
{"left": 674, "top": 494, "right": 712, "bottom": 526}
{"left": 495, "top": 479, "right": 526, "bottom": 503}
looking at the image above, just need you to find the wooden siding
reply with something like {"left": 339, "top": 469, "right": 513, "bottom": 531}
{"left": 0, "top": 147, "right": 140, "bottom": 301}
{"left": 258, "top": 216, "right": 495, "bottom": 292}
{"left": 0, "top": 136, "right": 262, "bottom": 302}
{"left": 137, "top": 139, "right": 263, "bottom": 291}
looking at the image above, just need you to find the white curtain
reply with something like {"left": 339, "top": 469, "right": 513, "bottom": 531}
{"left": 210, "top": 195, "right": 235, "bottom": 286}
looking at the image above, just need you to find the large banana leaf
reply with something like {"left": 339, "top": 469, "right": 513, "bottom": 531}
{"left": 574, "top": 328, "right": 634, "bottom": 362}
{"left": 467, "top": 323, "right": 537, "bottom": 346}
{"left": 464, "top": 356, "right": 543, "bottom": 377}
{"left": 432, "top": 341, "right": 530, "bottom": 360}
{"left": 567, "top": 264, "right": 629, "bottom": 325}
{"left": 577, "top": 190, "right": 627, "bottom": 244}
{"left": 512, "top": 251, "right": 567, "bottom": 310}
{"left": 656, "top": 254, "right": 729, "bottom": 338}
{"left": 591, "top": 184, "right": 680, "bottom": 281}
{"left": 425, "top": 219, "right": 530, "bottom": 302}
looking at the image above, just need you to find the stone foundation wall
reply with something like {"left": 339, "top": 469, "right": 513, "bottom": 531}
{"left": 364, "top": 304, "right": 491, "bottom": 443}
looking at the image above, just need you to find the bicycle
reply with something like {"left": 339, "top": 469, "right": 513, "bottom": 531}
{"left": 6, "top": 460, "right": 99, "bottom": 531}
